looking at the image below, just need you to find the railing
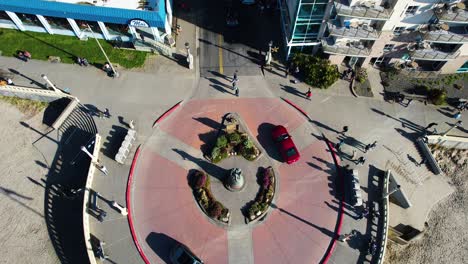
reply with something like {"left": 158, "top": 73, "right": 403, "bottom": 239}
{"left": 334, "top": 1, "right": 393, "bottom": 20}
{"left": 328, "top": 22, "right": 381, "bottom": 39}
{"left": 425, "top": 31, "right": 468, "bottom": 43}
{"left": 321, "top": 40, "right": 371, "bottom": 56}
{"left": 438, "top": 9, "right": 468, "bottom": 23}
{"left": 400, "top": 68, "right": 441, "bottom": 78}
{"left": 410, "top": 49, "right": 460, "bottom": 60}
{"left": 374, "top": 170, "right": 390, "bottom": 264}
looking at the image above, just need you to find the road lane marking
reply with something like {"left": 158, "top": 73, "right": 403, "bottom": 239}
{"left": 218, "top": 34, "right": 224, "bottom": 74}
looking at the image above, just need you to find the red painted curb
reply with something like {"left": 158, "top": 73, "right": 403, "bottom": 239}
{"left": 152, "top": 101, "right": 183, "bottom": 127}
{"left": 126, "top": 146, "right": 150, "bottom": 264}
{"left": 322, "top": 140, "right": 345, "bottom": 264}
{"left": 281, "top": 97, "right": 311, "bottom": 121}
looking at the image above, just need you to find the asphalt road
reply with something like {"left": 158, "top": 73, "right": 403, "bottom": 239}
{"left": 198, "top": 0, "right": 283, "bottom": 78}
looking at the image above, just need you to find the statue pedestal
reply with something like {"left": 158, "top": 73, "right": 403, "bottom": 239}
{"left": 225, "top": 168, "right": 246, "bottom": 192}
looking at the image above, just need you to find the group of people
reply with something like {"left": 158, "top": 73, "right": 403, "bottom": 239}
{"left": 17, "top": 50, "right": 31, "bottom": 62}
{"left": 76, "top": 57, "right": 89, "bottom": 67}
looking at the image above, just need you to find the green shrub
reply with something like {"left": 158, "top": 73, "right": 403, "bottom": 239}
{"left": 208, "top": 201, "right": 223, "bottom": 219}
{"left": 216, "top": 135, "right": 228, "bottom": 148}
{"left": 355, "top": 67, "right": 368, "bottom": 83}
{"left": 428, "top": 88, "right": 447, "bottom": 105}
{"left": 248, "top": 202, "right": 259, "bottom": 216}
{"left": 211, "top": 146, "right": 220, "bottom": 160}
{"left": 193, "top": 171, "right": 206, "bottom": 189}
{"left": 228, "top": 132, "right": 242, "bottom": 145}
{"left": 291, "top": 53, "right": 339, "bottom": 89}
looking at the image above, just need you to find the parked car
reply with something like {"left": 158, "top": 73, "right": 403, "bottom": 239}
{"left": 271, "top": 125, "right": 300, "bottom": 164}
{"left": 170, "top": 243, "right": 204, "bottom": 264}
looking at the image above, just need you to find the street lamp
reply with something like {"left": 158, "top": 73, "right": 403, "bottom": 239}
{"left": 265, "top": 40, "right": 273, "bottom": 66}
{"left": 80, "top": 146, "right": 108, "bottom": 175}
{"left": 185, "top": 42, "right": 194, "bottom": 70}
{"left": 442, "top": 120, "right": 463, "bottom": 137}
{"left": 41, "top": 74, "right": 61, "bottom": 93}
{"left": 85, "top": 24, "right": 119, "bottom": 78}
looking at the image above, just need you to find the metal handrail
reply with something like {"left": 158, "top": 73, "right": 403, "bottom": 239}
{"left": 437, "top": 6, "right": 468, "bottom": 22}
{"left": 328, "top": 22, "right": 381, "bottom": 39}
{"left": 410, "top": 49, "right": 460, "bottom": 60}
{"left": 334, "top": 1, "right": 393, "bottom": 19}
{"left": 321, "top": 40, "right": 371, "bottom": 56}
{"left": 425, "top": 30, "right": 468, "bottom": 43}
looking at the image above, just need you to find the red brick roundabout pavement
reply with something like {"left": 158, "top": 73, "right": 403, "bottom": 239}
{"left": 128, "top": 97, "right": 342, "bottom": 264}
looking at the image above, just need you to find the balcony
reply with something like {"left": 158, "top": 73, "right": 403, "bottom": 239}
{"left": 435, "top": 3, "right": 468, "bottom": 23}
{"left": 410, "top": 49, "right": 460, "bottom": 60}
{"left": 328, "top": 22, "right": 381, "bottom": 40}
{"left": 321, "top": 39, "right": 371, "bottom": 57}
{"left": 424, "top": 26, "right": 468, "bottom": 43}
{"left": 334, "top": 1, "right": 393, "bottom": 20}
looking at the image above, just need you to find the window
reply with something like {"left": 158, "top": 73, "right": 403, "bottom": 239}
{"left": 393, "top": 27, "right": 405, "bottom": 36}
{"left": 405, "top": 6, "right": 419, "bottom": 15}
{"left": 43, "top": 16, "right": 72, "bottom": 30}
{"left": 16, "top": 13, "right": 42, "bottom": 27}
{"left": 383, "top": 44, "right": 395, "bottom": 52}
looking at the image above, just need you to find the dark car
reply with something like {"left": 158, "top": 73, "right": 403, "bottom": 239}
{"left": 271, "top": 125, "right": 300, "bottom": 164}
{"left": 170, "top": 243, "right": 204, "bottom": 264}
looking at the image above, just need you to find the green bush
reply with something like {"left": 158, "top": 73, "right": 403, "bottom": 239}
{"left": 291, "top": 53, "right": 339, "bottom": 89}
{"left": 428, "top": 88, "right": 447, "bottom": 105}
{"left": 216, "top": 135, "right": 228, "bottom": 148}
{"left": 228, "top": 132, "right": 242, "bottom": 145}
{"left": 355, "top": 67, "right": 368, "bottom": 83}
{"left": 208, "top": 201, "right": 223, "bottom": 219}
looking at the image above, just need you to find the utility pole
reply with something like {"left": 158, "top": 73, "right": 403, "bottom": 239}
{"left": 41, "top": 74, "right": 61, "bottom": 93}
{"left": 442, "top": 121, "right": 462, "bottom": 137}
{"left": 86, "top": 24, "right": 119, "bottom": 78}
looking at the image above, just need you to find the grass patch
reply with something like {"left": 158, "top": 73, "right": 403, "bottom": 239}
{"left": 0, "top": 28, "right": 146, "bottom": 68}
{"left": 0, "top": 95, "right": 48, "bottom": 115}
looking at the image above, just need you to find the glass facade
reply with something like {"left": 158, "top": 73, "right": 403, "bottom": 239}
{"left": 75, "top": 19, "right": 102, "bottom": 33}
{"left": 16, "top": 13, "right": 42, "bottom": 27}
{"left": 457, "top": 61, "right": 468, "bottom": 72}
{"left": 291, "top": 0, "right": 327, "bottom": 44}
{"left": 43, "top": 16, "right": 72, "bottom": 30}
{"left": 106, "top": 23, "right": 131, "bottom": 37}
{"left": 0, "top": 11, "right": 14, "bottom": 25}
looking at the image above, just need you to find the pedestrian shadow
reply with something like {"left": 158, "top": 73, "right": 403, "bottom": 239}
{"left": 399, "top": 118, "right": 424, "bottom": 133}
{"left": 257, "top": 123, "right": 282, "bottom": 162}
{"left": 172, "top": 148, "right": 228, "bottom": 181}
{"left": 310, "top": 120, "right": 340, "bottom": 134}
{"left": 395, "top": 128, "right": 419, "bottom": 142}
{"left": 279, "top": 84, "right": 305, "bottom": 99}
{"left": 208, "top": 70, "right": 232, "bottom": 82}
{"left": 146, "top": 232, "right": 180, "bottom": 264}
{"left": 324, "top": 200, "right": 358, "bottom": 220}
{"left": 270, "top": 203, "right": 335, "bottom": 238}
{"left": 118, "top": 116, "right": 129, "bottom": 127}
{"left": 437, "top": 108, "right": 455, "bottom": 118}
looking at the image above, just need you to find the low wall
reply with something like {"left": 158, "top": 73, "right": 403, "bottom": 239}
{"left": 82, "top": 134, "right": 101, "bottom": 264}
{"left": 376, "top": 170, "right": 390, "bottom": 264}
{"left": 0, "top": 84, "right": 73, "bottom": 102}
{"left": 416, "top": 137, "right": 442, "bottom": 175}
{"left": 427, "top": 135, "right": 468, "bottom": 150}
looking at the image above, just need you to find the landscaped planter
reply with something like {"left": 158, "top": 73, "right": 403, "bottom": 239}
{"left": 245, "top": 166, "right": 276, "bottom": 222}
{"left": 191, "top": 170, "right": 230, "bottom": 225}
{"left": 209, "top": 113, "right": 261, "bottom": 163}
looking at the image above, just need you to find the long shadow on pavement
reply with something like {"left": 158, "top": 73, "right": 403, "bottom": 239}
{"left": 172, "top": 148, "right": 228, "bottom": 181}
{"left": 146, "top": 232, "right": 182, "bottom": 263}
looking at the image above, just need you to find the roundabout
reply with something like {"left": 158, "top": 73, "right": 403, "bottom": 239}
{"left": 128, "top": 96, "right": 341, "bottom": 263}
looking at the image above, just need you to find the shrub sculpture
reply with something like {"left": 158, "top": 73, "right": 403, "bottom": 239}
{"left": 291, "top": 53, "right": 340, "bottom": 89}
{"left": 191, "top": 170, "right": 230, "bottom": 223}
{"left": 245, "top": 167, "right": 276, "bottom": 221}
{"left": 211, "top": 131, "right": 260, "bottom": 163}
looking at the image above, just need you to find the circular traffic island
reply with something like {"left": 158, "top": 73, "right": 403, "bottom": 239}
{"left": 129, "top": 97, "right": 341, "bottom": 264}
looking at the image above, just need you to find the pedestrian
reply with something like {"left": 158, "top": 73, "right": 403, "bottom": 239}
{"left": 338, "top": 232, "right": 355, "bottom": 242}
{"left": 140, "top": 33, "right": 145, "bottom": 42}
{"left": 104, "top": 108, "right": 111, "bottom": 118}
{"left": 97, "top": 164, "right": 109, "bottom": 175}
{"left": 341, "top": 126, "right": 349, "bottom": 135}
{"left": 357, "top": 156, "right": 366, "bottom": 165}
{"left": 6, "top": 78, "right": 13, "bottom": 85}
{"left": 358, "top": 207, "right": 369, "bottom": 219}
{"left": 285, "top": 68, "right": 289, "bottom": 78}
{"left": 232, "top": 80, "right": 237, "bottom": 90}
{"left": 295, "top": 65, "right": 300, "bottom": 75}
{"left": 417, "top": 157, "right": 427, "bottom": 167}
{"left": 364, "top": 144, "right": 371, "bottom": 153}
{"left": 454, "top": 111, "right": 461, "bottom": 119}
{"left": 129, "top": 120, "right": 135, "bottom": 129}
{"left": 305, "top": 88, "right": 312, "bottom": 100}
{"left": 233, "top": 70, "right": 238, "bottom": 82}
{"left": 370, "top": 140, "right": 377, "bottom": 149}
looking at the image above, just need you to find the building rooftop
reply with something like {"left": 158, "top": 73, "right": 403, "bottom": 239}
{"left": 48, "top": 0, "right": 158, "bottom": 11}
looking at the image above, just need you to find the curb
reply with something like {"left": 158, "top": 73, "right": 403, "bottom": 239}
{"left": 280, "top": 97, "right": 311, "bottom": 121}
{"left": 152, "top": 100, "right": 183, "bottom": 128}
{"left": 126, "top": 146, "right": 149, "bottom": 264}
{"left": 321, "top": 139, "right": 345, "bottom": 264}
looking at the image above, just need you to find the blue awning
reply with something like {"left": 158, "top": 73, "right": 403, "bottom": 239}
{"left": 0, "top": 0, "right": 166, "bottom": 28}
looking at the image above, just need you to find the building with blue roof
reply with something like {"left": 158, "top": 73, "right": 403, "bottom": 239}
{"left": 0, "top": 0, "right": 173, "bottom": 49}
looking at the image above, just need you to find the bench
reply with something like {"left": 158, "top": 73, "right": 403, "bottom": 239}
{"left": 352, "top": 169, "right": 363, "bottom": 206}
{"left": 115, "top": 129, "right": 136, "bottom": 164}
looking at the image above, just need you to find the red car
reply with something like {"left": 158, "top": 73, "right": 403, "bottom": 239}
{"left": 272, "top": 125, "right": 300, "bottom": 164}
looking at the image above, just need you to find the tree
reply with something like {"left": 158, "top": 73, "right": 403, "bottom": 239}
{"left": 291, "top": 53, "right": 340, "bottom": 89}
